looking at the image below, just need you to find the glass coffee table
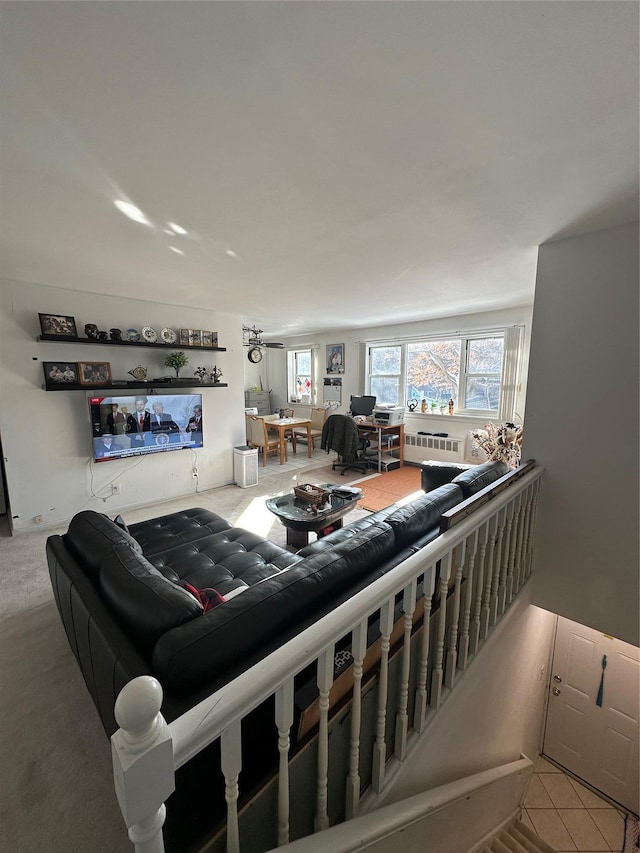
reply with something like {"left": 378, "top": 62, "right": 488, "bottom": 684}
{"left": 266, "top": 483, "right": 362, "bottom": 549}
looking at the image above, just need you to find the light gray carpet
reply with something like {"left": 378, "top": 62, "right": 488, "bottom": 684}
{"left": 0, "top": 449, "right": 368, "bottom": 852}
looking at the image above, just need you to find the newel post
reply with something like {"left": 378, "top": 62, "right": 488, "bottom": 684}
{"left": 111, "top": 676, "right": 175, "bottom": 853}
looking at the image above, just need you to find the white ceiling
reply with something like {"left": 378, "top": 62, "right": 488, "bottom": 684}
{"left": 1, "top": 1, "right": 637, "bottom": 340}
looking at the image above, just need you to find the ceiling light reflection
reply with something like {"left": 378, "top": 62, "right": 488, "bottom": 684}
{"left": 114, "top": 200, "right": 150, "bottom": 225}
{"left": 169, "top": 246, "right": 184, "bottom": 255}
{"left": 225, "top": 249, "right": 238, "bottom": 257}
{"left": 168, "top": 222, "right": 187, "bottom": 235}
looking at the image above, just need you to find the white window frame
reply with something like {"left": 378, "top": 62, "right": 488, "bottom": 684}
{"left": 287, "top": 348, "right": 314, "bottom": 403}
{"left": 366, "top": 327, "right": 522, "bottom": 421}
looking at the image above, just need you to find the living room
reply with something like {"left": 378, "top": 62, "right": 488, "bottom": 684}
{"left": 1, "top": 3, "right": 638, "bottom": 853}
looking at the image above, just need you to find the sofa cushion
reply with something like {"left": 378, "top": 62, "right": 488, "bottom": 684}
{"left": 145, "top": 529, "right": 302, "bottom": 594}
{"left": 100, "top": 542, "right": 204, "bottom": 653}
{"left": 420, "top": 460, "right": 472, "bottom": 493}
{"left": 66, "top": 510, "right": 143, "bottom": 583}
{"left": 451, "top": 460, "right": 509, "bottom": 499}
{"left": 128, "top": 508, "right": 235, "bottom": 555}
{"left": 152, "top": 522, "right": 397, "bottom": 693}
{"left": 296, "top": 505, "right": 398, "bottom": 557}
{"left": 384, "top": 483, "right": 464, "bottom": 549}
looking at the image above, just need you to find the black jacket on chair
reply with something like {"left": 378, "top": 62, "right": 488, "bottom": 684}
{"left": 321, "top": 414, "right": 361, "bottom": 462}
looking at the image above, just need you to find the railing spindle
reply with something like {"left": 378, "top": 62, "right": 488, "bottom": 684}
{"left": 480, "top": 516, "right": 497, "bottom": 640}
{"left": 372, "top": 599, "right": 394, "bottom": 792}
{"left": 430, "top": 551, "right": 451, "bottom": 710}
{"left": 505, "top": 496, "right": 522, "bottom": 606}
{"left": 275, "top": 679, "right": 294, "bottom": 846}
{"left": 395, "top": 578, "right": 417, "bottom": 761}
{"left": 345, "top": 619, "right": 368, "bottom": 820}
{"left": 490, "top": 509, "right": 506, "bottom": 627}
{"left": 458, "top": 530, "right": 478, "bottom": 670}
{"left": 414, "top": 565, "right": 436, "bottom": 733}
{"left": 498, "top": 501, "right": 513, "bottom": 616}
{"left": 470, "top": 523, "right": 488, "bottom": 654}
{"left": 221, "top": 720, "right": 242, "bottom": 853}
{"left": 445, "top": 541, "right": 465, "bottom": 688}
{"left": 315, "top": 645, "right": 335, "bottom": 832}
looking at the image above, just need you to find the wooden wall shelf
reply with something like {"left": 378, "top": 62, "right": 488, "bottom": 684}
{"left": 43, "top": 382, "right": 228, "bottom": 392}
{"left": 37, "top": 335, "right": 226, "bottom": 352}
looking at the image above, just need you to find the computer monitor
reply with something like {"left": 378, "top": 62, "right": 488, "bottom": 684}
{"left": 349, "top": 395, "right": 376, "bottom": 417}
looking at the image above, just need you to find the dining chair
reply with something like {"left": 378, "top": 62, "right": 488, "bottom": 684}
{"left": 293, "top": 406, "right": 326, "bottom": 451}
{"left": 246, "top": 416, "right": 285, "bottom": 466}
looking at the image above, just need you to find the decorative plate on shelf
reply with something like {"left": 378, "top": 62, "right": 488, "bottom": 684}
{"left": 141, "top": 326, "right": 158, "bottom": 343}
{"left": 126, "top": 328, "right": 140, "bottom": 342}
{"left": 161, "top": 327, "right": 177, "bottom": 344}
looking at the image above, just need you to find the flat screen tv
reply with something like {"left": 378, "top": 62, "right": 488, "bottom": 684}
{"left": 89, "top": 393, "right": 203, "bottom": 463}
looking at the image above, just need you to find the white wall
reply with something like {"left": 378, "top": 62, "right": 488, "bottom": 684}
{"left": 0, "top": 279, "right": 247, "bottom": 532}
{"left": 381, "top": 591, "right": 555, "bottom": 805}
{"left": 525, "top": 222, "right": 639, "bottom": 647}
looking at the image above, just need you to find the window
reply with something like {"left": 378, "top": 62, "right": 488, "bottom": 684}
{"left": 367, "top": 328, "right": 521, "bottom": 419}
{"left": 287, "top": 349, "right": 313, "bottom": 403}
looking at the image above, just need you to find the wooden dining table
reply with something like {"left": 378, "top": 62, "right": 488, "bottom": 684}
{"left": 266, "top": 417, "right": 312, "bottom": 464}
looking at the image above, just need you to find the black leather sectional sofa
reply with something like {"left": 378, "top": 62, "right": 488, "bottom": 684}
{"left": 47, "top": 459, "right": 509, "bottom": 738}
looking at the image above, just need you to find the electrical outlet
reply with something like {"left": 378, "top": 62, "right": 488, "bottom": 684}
{"left": 192, "top": 469, "right": 199, "bottom": 479}
{"left": 111, "top": 483, "right": 121, "bottom": 495}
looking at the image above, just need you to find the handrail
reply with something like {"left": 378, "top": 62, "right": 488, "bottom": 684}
{"left": 170, "top": 466, "right": 542, "bottom": 768}
{"left": 112, "top": 463, "right": 544, "bottom": 852}
{"left": 269, "top": 756, "right": 533, "bottom": 852}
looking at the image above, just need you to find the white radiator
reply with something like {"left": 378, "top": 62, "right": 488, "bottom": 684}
{"left": 464, "top": 430, "right": 489, "bottom": 464}
{"left": 403, "top": 433, "right": 464, "bottom": 464}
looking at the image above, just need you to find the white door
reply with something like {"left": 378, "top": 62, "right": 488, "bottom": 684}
{"left": 544, "top": 616, "right": 639, "bottom": 814}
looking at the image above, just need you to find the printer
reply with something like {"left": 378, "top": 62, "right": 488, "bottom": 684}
{"left": 372, "top": 405, "right": 405, "bottom": 426}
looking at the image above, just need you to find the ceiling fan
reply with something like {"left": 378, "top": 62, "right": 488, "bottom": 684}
{"left": 242, "top": 325, "right": 285, "bottom": 363}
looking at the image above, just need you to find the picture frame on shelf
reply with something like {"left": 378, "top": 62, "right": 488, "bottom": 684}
{"left": 43, "top": 361, "right": 79, "bottom": 384}
{"left": 189, "top": 330, "right": 202, "bottom": 347}
{"left": 201, "top": 330, "right": 214, "bottom": 347}
{"left": 78, "top": 361, "right": 112, "bottom": 385}
{"left": 39, "top": 312, "right": 78, "bottom": 339}
{"left": 326, "top": 343, "right": 345, "bottom": 374}
{"left": 179, "top": 329, "right": 191, "bottom": 346}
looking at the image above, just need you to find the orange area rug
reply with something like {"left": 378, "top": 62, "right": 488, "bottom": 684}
{"left": 352, "top": 465, "right": 423, "bottom": 512}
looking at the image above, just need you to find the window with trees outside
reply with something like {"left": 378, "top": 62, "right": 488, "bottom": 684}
{"left": 287, "top": 349, "right": 313, "bottom": 403}
{"left": 367, "top": 329, "right": 522, "bottom": 420}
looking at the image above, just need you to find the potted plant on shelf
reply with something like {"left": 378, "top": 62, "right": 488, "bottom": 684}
{"left": 164, "top": 351, "right": 189, "bottom": 378}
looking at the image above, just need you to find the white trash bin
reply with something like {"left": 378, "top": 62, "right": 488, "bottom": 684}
{"left": 234, "top": 445, "right": 259, "bottom": 488}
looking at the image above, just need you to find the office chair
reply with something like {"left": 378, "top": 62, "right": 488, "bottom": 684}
{"left": 320, "top": 414, "right": 374, "bottom": 476}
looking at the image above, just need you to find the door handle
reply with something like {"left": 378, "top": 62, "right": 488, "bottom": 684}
{"left": 553, "top": 675, "right": 562, "bottom": 683}
{"left": 553, "top": 687, "right": 561, "bottom": 696}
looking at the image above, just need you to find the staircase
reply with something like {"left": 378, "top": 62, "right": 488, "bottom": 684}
{"left": 482, "top": 818, "right": 555, "bottom": 853}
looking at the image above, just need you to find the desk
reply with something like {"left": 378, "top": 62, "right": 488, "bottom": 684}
{"left": 357, "top": 421, "right": 404, "bottom": 472}
{"left": 266, "top": 417, "right": 312, "bottom": 464}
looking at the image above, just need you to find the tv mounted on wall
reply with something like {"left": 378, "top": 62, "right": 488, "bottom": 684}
{"left": 89, "top": 393, "right": 203, "bottom": 463}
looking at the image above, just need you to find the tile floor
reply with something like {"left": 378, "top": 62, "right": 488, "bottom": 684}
{"left": 521, "top": 755, "right": 630, "bottom": 852}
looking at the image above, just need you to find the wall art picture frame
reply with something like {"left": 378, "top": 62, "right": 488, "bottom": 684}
{"left": 39, "top": 312, "right": 78, "bottom": 338}
{"left": 326, "top": 343, "right": 345, "bottom": 374}
{"left": 43, "top": 361, "right": 79, "bottom": 384}
{"left": 179, "top": 328, "right": 191, "bottom": 346}
{"left": 78, "top": 361, "right": 112, "bottom": 385}
{"left": 189, "top": 329, "right": 202, "bottom": 347}
{"left": 201, "top": 330, "right": 214, "bottom": 347}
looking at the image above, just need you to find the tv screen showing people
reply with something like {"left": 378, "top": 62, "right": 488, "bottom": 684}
{"left": 89, "top": 393, "right": 204, "bottom": 462}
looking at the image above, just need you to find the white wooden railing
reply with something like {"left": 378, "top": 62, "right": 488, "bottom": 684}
{"left": 111, "top": 466, "right": 542, "bottom": 853}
